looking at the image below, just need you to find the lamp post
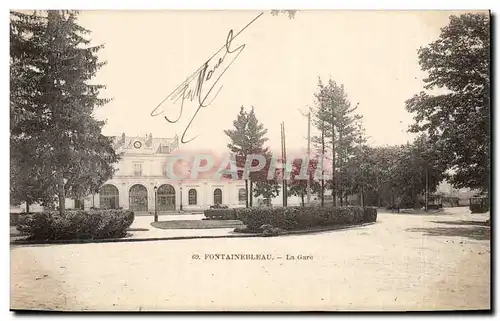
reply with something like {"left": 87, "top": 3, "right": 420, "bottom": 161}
{"left": 180, "top": 185, "right": 183, "bottom": 212}
{"left": 154, "top": 185, "right": 158, "bottom": 222}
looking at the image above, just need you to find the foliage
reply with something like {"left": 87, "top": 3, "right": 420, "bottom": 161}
{"left": 312, "top": 77, "right": 364, "bottom": 206}
{"left": 17, "top": 209, "right": 135, "bottom": 240}
{"left": 288, "top": 158, "right": 321, "bottom": 206}
{"left": 204, "top": 209, "right": 238, "bottom": 220}
{"left": 10, "top": 10, "right": 120, "bottom": 213}
{"left": 252, "top": 152, "right": 280, "bottom": 201}
{"left": 236, "top": 206, "right": 375, "bottom": 231}
{"left": 270, "top": 10, "right": 297, "bottom": 19}
{"left": 405, "top": 13, "right": 490, "bottom": 194}
{"left": 339, "top": 135, "right": 448, "bottom": 208}
{"left": 224, "top": 106, "right": 273, "bottom": 206}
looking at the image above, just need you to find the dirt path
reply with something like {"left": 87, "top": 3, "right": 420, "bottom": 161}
{"left": 10, "top": 207, "right": 490, "bottom": 311}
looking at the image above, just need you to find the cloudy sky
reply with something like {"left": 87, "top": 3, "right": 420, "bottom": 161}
{"left": 76, "top": 10, "right": 483, "bottom": 154}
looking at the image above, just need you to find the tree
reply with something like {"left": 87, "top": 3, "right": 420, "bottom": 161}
{"left": 10, "top": 11, "right": 55, "bottom": 211}
{"left": 405, "top": 13, "right": 490, "bottom": 197}
{"left": 270, "top": 10, "right": 297, "bottom": 19}
{"left": 10, "top": 10, "right": 120, "bottom": 214}
{"left": 253, "top": 153, "right": 280, "bottom": 203}
{"left": 288, "top": 158, "right": 321, "bottom": 206}
{"left": 313, "top": 77, "right": 361, "bottom": 206}
{"left": 224, "top": 106, "right": 250, "bottom": 207}
{"left": 246, "top": 107, "right": 270, "bottom": 206}
{"left": 224, "top": 106, "right": 270, "bottom": 207}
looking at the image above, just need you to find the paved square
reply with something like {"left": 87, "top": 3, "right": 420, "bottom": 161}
{"left": 10, "top": 207, "right": 490, "bottom": 311}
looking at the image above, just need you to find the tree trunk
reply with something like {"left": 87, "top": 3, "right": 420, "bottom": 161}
{"left": 344, "top": 194, "right": 348, "bottom": 206}
{"left": 245, "top": 179, "right": 249, "bottom": 208}
{"left": 301, "top": 190, "right": 305, "bottom": 207}
{"left": 321, "top": 120, "right": 325, "bottom": 208}
{"left": 58, "top": 172, "right": 65, "bottom": 214}
{"left": 339, "top": 132, "right": 343, "bottom": 207}
{"left": 331, "top": 124, "right": 336, "bottom": 207}
{"left": 321, "top": 179, "right": 325, "bottom": 207}
{"left": 249, "top": 180, "right": 253, "bottom": 207}
{"left": 25, "top": 199, "right": 30, "bottom": 213}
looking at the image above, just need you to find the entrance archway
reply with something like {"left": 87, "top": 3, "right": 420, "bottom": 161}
{"left": 158, "top": 184, "right": 176, "bottom": 211}
{"left": 100, "top": 184, "right": 119, "bottom": 209}
{"left": 129, "top": 184, "right": 148, "bottom": 212}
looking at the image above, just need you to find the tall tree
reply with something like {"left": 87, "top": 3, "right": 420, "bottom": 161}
{"left": 312, "top": 101, "right": 328, "bottom": 207}
{"left": 224, "top": 106, "right": 250, "bottom": 207}
{"left": 10, "top": 10, "right": 120, "bottom": 214}
{"left": 405, "top": 13, "right": 490, "bottom": 198}
{"left": 10, "top": 11, "right": 54, "bottom": 211}
{"left": 246, "top": 107, "right": 270, "bottom": 207}
{"left": 313, "top": 77, "right": 360, "bottom": 206}
{"left": 225, "top": 106, "right": 269, "bottom": 207}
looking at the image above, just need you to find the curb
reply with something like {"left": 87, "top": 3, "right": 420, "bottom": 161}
{"left": 10, "top": 221, "right": 377, "bottom": 246}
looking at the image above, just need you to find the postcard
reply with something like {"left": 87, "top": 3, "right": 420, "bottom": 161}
{"left": 10, "top": 9, "right": 491, "bottom": 312}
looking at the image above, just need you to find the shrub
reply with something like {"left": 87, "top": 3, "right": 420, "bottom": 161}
{"left": 10, "top": 212, "right": 26, "bottom": 226}
{"left": 362, "top": 207, "right": 377, "bottom": 223}
{"left": 204, "top": 209, "right": 238, "bottom": 220}
{"left": 17, "top": 209, "right": 135, "bottom": 241}
{"left": 236, "top": 206, "right": 367, "bottom": 231}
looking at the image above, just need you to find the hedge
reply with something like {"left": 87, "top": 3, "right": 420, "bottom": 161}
{"left": 236, "top": 206, "right": 377, "bottom": 231}
{"left": 204, "top": 209, "right": 238, "bottom": 220}
{"left": 10, "top": 212, "right": 26, "bottom": 226}
{"left": 362, "top": 207, "right": 377, "bottom": 223}
{"left": 17, "top": 209, "right": 135, "bottom": 240}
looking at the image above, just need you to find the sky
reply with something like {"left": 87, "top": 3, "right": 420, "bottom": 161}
{"left": 76, "top": 10, "right": 485, "bottom": 154}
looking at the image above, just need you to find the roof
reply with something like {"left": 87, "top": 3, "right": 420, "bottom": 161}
{"left": 110, "top": 134, "right": 179, "bottom": 154}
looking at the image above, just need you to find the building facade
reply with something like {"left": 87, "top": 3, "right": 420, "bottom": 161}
{"left": 85, "top": 133, "right": 249, "bottom": 214}
{"left": 10, "top": 133, "right": 303, "bottom": 214}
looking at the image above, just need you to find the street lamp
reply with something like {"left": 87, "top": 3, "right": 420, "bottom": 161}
{"left": 154, "top": 185, "right": 158, "bottom": 222}
{"left": 180, "top": 185, "right": 183, "bottom": 212}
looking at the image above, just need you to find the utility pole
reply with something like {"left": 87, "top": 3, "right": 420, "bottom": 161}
{"left": 281, "top": 122, "right": 288, "bottom": 207}
{"left": 425, "top": 166, "right": 429, "bottom": 212}
{"left": 299, "top": 107, "right": 312, "bottom": 206}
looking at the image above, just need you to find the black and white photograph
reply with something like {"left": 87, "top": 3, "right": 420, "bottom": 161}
{"left": 9, "top": 8, "right": 491, "bottom": 312}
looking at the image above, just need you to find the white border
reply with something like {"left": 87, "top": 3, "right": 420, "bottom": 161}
{"left": 3, "top": 1, "right": 497, "bottom": 320}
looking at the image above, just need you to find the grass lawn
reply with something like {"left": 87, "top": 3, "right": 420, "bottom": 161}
{"left": 151, "top": 220, "right": 246, "bottom": 229}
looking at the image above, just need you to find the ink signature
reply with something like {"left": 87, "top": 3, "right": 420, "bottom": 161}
{"left": 151, "top": 12, "right": 263, "bottom": 144}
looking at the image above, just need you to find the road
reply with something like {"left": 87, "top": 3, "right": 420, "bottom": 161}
{"left": 10, "top": 207, "right": 490, "bottom": 311}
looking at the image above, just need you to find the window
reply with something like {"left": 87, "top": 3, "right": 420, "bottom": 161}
{"left": 134, "top": 163, "right": 142, "bottom": 176}
{"left": 160, "top": 145, "right": 172, "bottom": 154}
{"left": 74, "top": 199, "right": 84, "bottom": 210}
{"left": 238, "top": 188, "right": 246, "bottom": 205}
{"left": 214, "top": 188, "right": 222, "bottom": 205}
{"left": 162, "top": 163, "right": 168, "bottom": 177}
{"left": 188, "top": 189, "right": 197, "bottom": 205}
{"left": 100, "top": 184, "right": 119, "bottom": 209}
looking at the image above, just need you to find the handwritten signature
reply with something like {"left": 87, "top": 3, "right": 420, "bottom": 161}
{"left": 151, "top": 12, "right": 263, "bottom": 144}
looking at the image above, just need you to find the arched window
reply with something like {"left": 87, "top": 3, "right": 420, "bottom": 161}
{"left": 157, "top": 184, "right": 175, "bottom": 211}
{"left": 213, "top": 188, "right": 223, "bottom": 205}
{"left": 100, "top": 184, "right": 119, "bottom": 209}
{"left": 238, "top": 188, "right": 247, "bottom": 205}
{"left": 129, "top": 184, "right": 148, "bottom": 212}
{"left": 188, "top": 189, "right": 197, "bottom": 205}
